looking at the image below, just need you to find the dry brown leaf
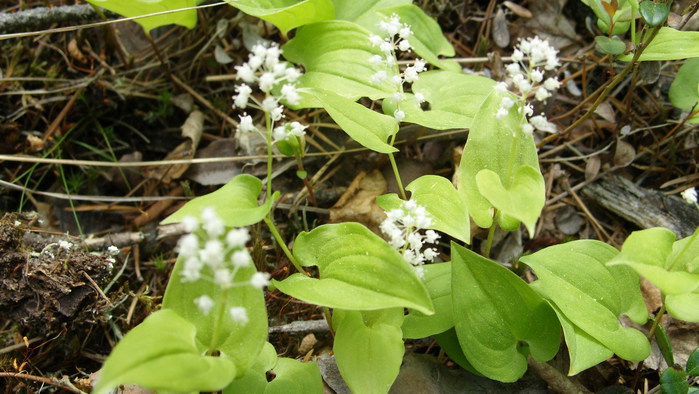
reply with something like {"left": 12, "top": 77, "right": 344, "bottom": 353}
{"left": 585, "top": 156, "right": 601, "bottom": 180}
{"left": 68, "top": 38, "right": 87, "bottom": 63}
{"left": 146, "top": 110, "right": 204, "bottom": 183}
{"left": 594, "top": 101, "right": 616, "bottom": 123}
{"left": 329, "top": 170, "right": 387, "bottom": 233}
{"left": 26, "top": 134, "right": 44, "bottom": 151}
{"left": 613, "top": 139, "right": 635, "bottom": 167}
{"left": 503, "top": 1, "right": 533, "bottom": 18}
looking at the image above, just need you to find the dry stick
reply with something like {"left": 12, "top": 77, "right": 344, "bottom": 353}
{"left": 0, "top": 372, "right": 85, "bottom": 394}
{"left": 527, "top": 358, "right": 593, "bottom": 394}
{"left": 538, "top": 26, "right": 661, "bottom": 149}
{"left": 42, "top": 86, "right": 85, "bottom": 142}
{"left": 170, "top": 73, "right": 238, "bottom": 127}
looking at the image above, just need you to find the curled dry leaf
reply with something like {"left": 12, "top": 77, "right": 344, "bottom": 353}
{"left": 585, "top": 156, "right": 601, "bottom": 180}
{"left": 68, "top": 38, "right": 87, "bottom": 64}
{"left": 146, "top": 110, "right": 204, "bottom": 183}
{"left": 329, "top": 170, "right": 387, "bottom": 234}
{"left": 613, "top": 139, "right": 635, "bottom": 167}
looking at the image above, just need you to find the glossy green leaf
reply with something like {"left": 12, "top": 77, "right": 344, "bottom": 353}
{"left": 223, "top": 342, "right": 277, "bottom": 394}
{"left": 402, "top": 262, "right": 453, "bottom": 339}
{"left": 266, "top": 358, "right": 323, "bottom": 394}
{"left": 282, "top": 20, "right": 395, "bottom": 105}
{"left": 451, "top": 243, "right": 561, "bottom": 382}
{"left": 666, "top": 292, "right": 699, "bottom": 322}
{"left": 660, "top": 366, "right": 689, "bottom": 394}
{"left": 595, "top": 36, "right": 627, "bottom": 55}
{"left": 457, "top": 91, "right": 543, "bottom": 231}
{"left": 86, "top": 0, "right": 197, "bottom": 34}
{"left": 382, "top": 71, "right": 495, "bottom": 130}
{"left": 669, "top": 58, "right": 699, "bottom": 124}
{"left": 332, "top": 0, "right": 411, "bottom": 25}
{"left": 93, "top": 310, "right": 236, "bottom": 394}
{"left": 162, "top": 256, "right": 267, "bottom": 376}
{"left": 333, "top": 308, "right": 404, "bottom": 394}
{"left": 475, "top": 166, "right": 545, "bottom": 236}
{"left": 521, "top": 240, "right": 651, "bottom": 363}
{"left": 310, "top": 89, "right": 398, "bottom": 153}
{"left": 225, "top": 0, "right": 334, "bottom": 35}
{"left": 274, "top": 223, "right": 434, "bottom": 314}
{"left": 639, "top": 1, "right": 669, "bottom": 27}
{"left": 162, "top": 174, "right": 274, "bottom": 228}
{"left": 622, "top": 27, "right": 699, "bottom": 61}
{"left": 375, "top": 5, "right": 458, "bottom": 71}
{"left": 541, "top": 300, "right": 613, "bottom": 375}
{"left": 377, "top": 175, "right": 470, "bottom": 243}
{"left": 687, "top": 347, "right": 699, "bottom": 376}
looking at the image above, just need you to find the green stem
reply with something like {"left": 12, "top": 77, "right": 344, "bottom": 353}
{"left": 647, "top": 303, "right": 666, "bottom": 340}
{"left": 208, "top": 288, "right": 230, "bottom": 355}
{"left": 265, "top": 112, "right": 273, "bottom": 202}
{"left": 388, "top": 131, "right": 407, "bottom": 200}
{"left": 263, "top": 216, "right": 306, "bottom": 275}
{"left": 484, "top": 219, "right": 497, "bottom": 258}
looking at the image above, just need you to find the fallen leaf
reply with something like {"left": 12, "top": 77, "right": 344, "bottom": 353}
{"left": 146, "top": 110, "right": 204, "bottom": 183}
{"left": 329, "top": 170, "right": 387, "bottom": 233}
{"left": 503, "top": 1, "right": 533, "bottom": 18}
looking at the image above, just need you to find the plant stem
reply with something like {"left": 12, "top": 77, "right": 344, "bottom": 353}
{"left": 388, "top": 151, "right": 407, "bottom": 200}
{"left": 322, "top": 306, "right": 335, "bottom": 337}
{"left": 647, "top": 303, "right": 667, "bottom": 340}
{"left": 265, "top": 112, "right": 273, "bottom": 202}
{"left": 484, "top": 220, "right": 497, "bottom": 258}
{"left": 208, "top": 288, "right": 229, "bottom": 355}
{"left": 263, "top": 216, "right": 306, "bottom": 275}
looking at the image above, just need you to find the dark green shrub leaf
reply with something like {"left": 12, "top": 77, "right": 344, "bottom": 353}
{"left": 639, "top": 1, "right": 669, "bottom": 27}
{"left": 660, "top": 366, "right": 689, "bottom": 394}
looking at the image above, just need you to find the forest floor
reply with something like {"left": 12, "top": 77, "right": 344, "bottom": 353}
{"left": 1, "top": 0, "right": 698, "bottom": 392}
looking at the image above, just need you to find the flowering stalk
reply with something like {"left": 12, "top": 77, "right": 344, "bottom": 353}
{"left": 368, "top": 15, "right": 427, "bottom": 200}
{"left": 380, "top": 199, "right": 440, "bottom": 279}
{"left": 176, "top": 208, "right": 270, "bottom": 354}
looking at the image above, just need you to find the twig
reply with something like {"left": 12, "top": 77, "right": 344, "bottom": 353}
{"left": 82, "top": 271, "right": 113, "bottom": 307}
{"left": 527, "top": 358, "right": 592, "bottom": 394}
{"left": 0, "top": 4, "right": 107, "bottom": 33}
{"left": 0, "top": 372, "right": 85, "bottom": 394}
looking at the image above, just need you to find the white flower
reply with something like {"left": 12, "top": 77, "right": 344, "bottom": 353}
{"left": 203, "top": 215, "right": 225, "bottom": 237}
{"left": 226, "top": 228, "right": 250, "bottom": 248}
{"left": 177, "top": 234, "right": 199, "bottom": 258}
{"left": 58, "top": 240, "right": 72, "bottom": 251}
{"left": 494, "top": 82, "right": 509, "bottom": 94}
{"left": 681, "top": 187, "right": 698, "bottom": 204}
{"left": 181, "top": 257, "right": 203, "bottom": 282}
{"left": 391, "top": 75, "right": 403, "bottom": 87}
{"left": 506, "top": 63, "right": 521, "bottom": 76}
{"left": 200, "top": 239, "right": 224, "bottom": 268}
{"left": 288, "top": 121, "right": 307, "bottom": 137}
{"left": 391, "top": 92, "right": 404, "bottom": 103}
{"left": 543, "top": 77, "right": 560, "bottom": 91}
{"left": 369, "top": 70, "right": 388, "bottom": 84}
{"left": 250, "top": 272, "right": 271, "bottom": 289}
{"left": 531, "top": 69, "right": 544, "bottom": 83}
{"left": 273, "top": 125, "right": 287, "bottom": 142}
{"left": 398, "top": 39, "right": 411, "bottom": 52}
{"left": 182, "top": 215, "right": 199, "bottom": 232}
{"left": 258, "top": 72, "right": 276, "bottom": 92}
{"left": 522, "top": 123, "right": 534, "bottom": 135}
{"left": 229, "top": 307, "right": 249, "bottom": 325}
{"left": 233, "top": 84, "right": 252, "bottom": 108}
{"left": 535, "top": 86, "right": 551, "bottom": 101}
{"left": 238, "top": 114, "right": 256, "bottom": 133}
{"left": 399, "top": 26, "right": 412, "bottom": 39}
{"left": 394, "top": 109, "right": 406, "bottom": 122}
{"left": 285, "top": 67, "right": 301, "bottom": 82}
{"left": 261, "top": 97, "right": 278, "bottom": 112}
{"left": 270, "top": 106, "right": 284, "bottom": 121}
{"left": 500, "top": 96, "right": 514, "bottom": 109}
{"left": 403, "top": 66, "right": 419, "bottom": 83}
{"left": 231, "top": 249, "right": 251, "bottom": 268}
{"left": 529, "top": 115, "right": 557, "bottom": 133}
{"left": 380, "top": 200, "right": 440, "bottom": 271}
{"left": 369, "top": 55, "right": 383, "bottom": 65}
{"left": 280, "top": 84, "right": 301, "bottom": 106}
{"left": 235, "top": 63, "right": 255, "bottom": 83}
{"left": 496, "top": 107, "right": 509, "bottom": 121}
{"left": 369, "top": 34, "right": 384, "bottom": 46}
{"left": 511, "top": 49, "right": 524, "bottom": 62}
{"left": 107, "top": 245, "right": 120, "bottom": 256}
{"left": 414, "top": 92, "right": 426, "bottom": 104}
{"left": 194, "top": 295, "right": 215, "bottom": 315}
{"left": 214, "top": 268, "right": 234, "bottom": 288}
{"left": 413, "top": 59, "right": 426, "bottom": 72}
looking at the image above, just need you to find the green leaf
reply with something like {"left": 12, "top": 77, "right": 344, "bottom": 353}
{"left": 639, "top": 1, "right": 669, "bottom": 27}
{"left": 656, "top": 323, "right": 675, "bottom": 367}
{"left": 225, "top": 0, "right": 334, "bottom": 35}
{"left": 432, "top": 328, "right": 481, "bottom": 375}
{"left": 93, "top": 310, "right": 236, "bottom": 394}
{"left": 475, "top": 166, "right": 545, "bottom": 236}
{"left": 161, "top": 174, "right": 274, "bottom": 228}
{"left": 621, "top": 27, "right": 699, "bottom": 61}
{"left": 332, "top": 0, "right": 411, "bottom": 24}
{"left": 375, "top": 5, "right": 458, "bottom": 71}
{"left": 333, "top": 308, "right": 405, "bottom": 394}
{"left": 266, "top": 358, "right": 323, "bottom": 394}
{"left": 687, "top": 347, "right": 699, "bottom": 376}
{"left": 377, "top": 175, "right": 470, "bottom": 243}
{"left": 402, "top": 262, "right": 454, "bottom": 338}
{"left": 669, "top": 58, "right": 699, "bottom": 124}
{"left": 660, "top": 366, "right": 689, "bottom": 394}
{"left": 451, "top": 243, "right": 561, "bottom": 382}
{"left": 595, "top": 36, "right": 627, "bottom": 55}
{"left": 457, "top": 91, "right": 542, "bottom": 231}
{"left": 310, "top": 89, "right": 398, "bottom": 153}
{"left": 223, "top": 342, "right": 277, "bottom": 394}
{"left": 666, "top": 292, "right": 699, "bottom": 322}
{"left": 282, "top": 20, "right": 395, "bottom": 105}
{"left": 86, "top": 0, "right": 197, "bottom": 34}
{"left": 274, "top": 223, "right": 434, "bottom": 314}
{"left": 382, "top": 71, "right": 495, "bottom": 130}
{"left": 162, "top": 257, "right": 267, "bottom": 376}
{"left": 521, "top": 240, "right": 651, "bottom": 363}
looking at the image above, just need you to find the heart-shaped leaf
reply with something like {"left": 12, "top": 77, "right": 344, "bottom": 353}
{"left": 457, "top": 91, "right": 542, "bottom": 231}
{"left": 660, "top": 366, "right": 690, "bottom": 394}
{"left": 382, "top": 70, "right": 495, "bottom": 130}
{"left": 274, "top": 222, "right": 434, "bottom": 314}
{"left": 521, "top": 240, "right": 651, "bottom": 363}
{"left": 225, "top": 0, "right": 334, "bottom": 35}
{"left": 451, "top": 243, "right": 561, "bottom": 382}
{"left": 333, "top": 308, "right": 404, "bottom": 394}
{"left": 402, "top": 262, "right": 453, "bottom": 338}
{"left": 87, "top": 0, "right": 197, "bottom": 34}
{"left": 93, "top": 309, "right": 236, "bottom": 394}
{"left": 475, "top": 165, "right": 545, "bottom": 236}
{"left": 377, "top": 175, "right": 470, "bottom": 243}
{"left": 162, "top": 174, "right": 274, "bottom": 228}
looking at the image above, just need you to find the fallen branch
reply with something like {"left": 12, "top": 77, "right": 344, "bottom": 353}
{"left": 0, "top": 4, "right": 109, "bottom": 33}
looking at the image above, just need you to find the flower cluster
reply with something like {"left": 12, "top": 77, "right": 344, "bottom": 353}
{"left": 494, "top": 36, "right": 561, "bottom": 134}
{"left": 682, "top": 187, "right": 697, "bottom": 205}
{"left": 232, "top": 43, "right": 307, "bottom": 144}
{"left": 368, "top": 15, "right": 427, "bottom": 122}
{"left": 176, "top": 207, "right": 270, "bottom": 325}
{"left": 380, "top": 200, "right": 440, "bottom": 279}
